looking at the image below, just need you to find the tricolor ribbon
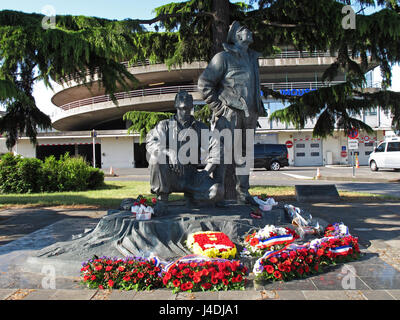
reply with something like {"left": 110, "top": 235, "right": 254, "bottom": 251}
{"left": 256, "top": 234, "right": 294, "bottom": 248}
{"left": 330, "top": 245, "right": 352, "bottom": 256}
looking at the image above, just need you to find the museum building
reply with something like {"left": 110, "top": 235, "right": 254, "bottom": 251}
{"left": 0, "top": 48, "right": 394, "bottom": 168}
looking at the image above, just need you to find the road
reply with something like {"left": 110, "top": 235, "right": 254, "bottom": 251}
{"left": 104, "top": 166, "right": 400, "bottom": 198}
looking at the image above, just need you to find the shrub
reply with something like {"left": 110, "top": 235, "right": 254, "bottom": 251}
{"left": 87, "top": 167, "right": 105, "bottom": 189}
{"left": 0, "top": 153, "right": 104, "bottom": 193}
{"left": 0, "top": 153, "right": 22, "bottom": 193}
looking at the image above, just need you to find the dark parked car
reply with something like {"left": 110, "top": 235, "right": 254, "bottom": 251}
{"left": 253, "top": 143, "right": 289, "bottom": 171}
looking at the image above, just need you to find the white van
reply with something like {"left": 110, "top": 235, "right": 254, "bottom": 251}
{"left": 369, "top": 137, "right": 400, "bottom": 171}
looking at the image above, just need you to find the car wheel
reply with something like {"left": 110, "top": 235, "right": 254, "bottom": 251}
{"left": 270, "top": 161, "right": 281, "bottom": 171}
{"left": 370, "top": 160, "right": 378, "bottom": 172}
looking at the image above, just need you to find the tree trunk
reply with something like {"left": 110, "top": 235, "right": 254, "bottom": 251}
{"left": 211, "top": 0, "right": 230, "bottom": 55}
{"left": 211, "top": 0, "right": 236, "bottom": 200}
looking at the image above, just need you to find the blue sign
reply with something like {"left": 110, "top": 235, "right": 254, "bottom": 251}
{"left": 276, "top": 88, "right": 317, "bottom": 96}
{"left": 342, "top": 146, "right": 346, "bottom": 151}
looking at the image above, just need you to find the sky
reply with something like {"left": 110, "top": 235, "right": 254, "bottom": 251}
{"left": 1, "top": 1, "right": 399, "bottom": 115}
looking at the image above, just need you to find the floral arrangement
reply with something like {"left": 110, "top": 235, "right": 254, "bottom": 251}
{"left": 324, "top": 222, "right": 349, "bottom": 238}
{"left": 162, "top": 256, "right": 248, "bottom": 293}
{"left": 80, "top": 256, "right": 163, "bottom": 291}
{"left": 186, "top": 231, "right": 237, "bottom": 259}
{"left": 241, "top": 225, "right": 299, "bottom": 257}
{"left": 253, "top": 234, "right": 360, "bottom": 282}
{"left": 131, "top": 195, "right": 157, "bottom": 220}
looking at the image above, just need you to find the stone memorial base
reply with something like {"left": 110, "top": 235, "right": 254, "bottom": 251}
{"left": 23, "top": 202, "right": 296, "bottom": 277}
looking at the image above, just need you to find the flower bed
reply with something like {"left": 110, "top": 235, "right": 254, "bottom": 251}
{"left": 241, "top": 225, "right": 299, "bottom": 257}
{"left": 162, "top": 256, "right": 248, "bottom": 293}
{"left": 186, "top": 231, "right": 237, "bottom": 259}
{"left": 80, "top": 256, "right": 163, "bottom": 290}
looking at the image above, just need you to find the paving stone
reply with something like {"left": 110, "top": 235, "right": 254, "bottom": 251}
{"left": 359, "top": 277, "right": 400, "bottom": 290}
{"left": 133, "top": 290, "right": 176, "bottom": 300}
{"left": 274, "top": 290, "right": 306, "bottom": 300}
{"left": 309, "top": 274, "right": 370, "bottom": 290}
{"left": 176, "top": 291, "right": 219, "bottom": 300}
{"left": 23, "top": 289, "right": 57, "bottom": 300}
{"left": 108, "top": 290, "right": 137, "bottom": 300}
{"left": 386, "top": 290, "right": 400, "bottom": 300}
{"left": 0, "top": 289, "right": 16, "bottom": 300}
{"left": 218, "top": 290, "right": 262, "bottom": 300}
{"left": 361, "top": 290, "right": 395, "bottom": 300}
{"left": 49, "top": 289, "right": 97, "bottom": 300}
{"left": 303, "top": 290, "right": 358, "bottom": 300}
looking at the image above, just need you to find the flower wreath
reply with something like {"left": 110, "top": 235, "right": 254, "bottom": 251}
{"left": 242, "top": 225, "right": 299, "bottom": 257}
{"left": 186, "top": 231, "right": 237, "bottom": 259}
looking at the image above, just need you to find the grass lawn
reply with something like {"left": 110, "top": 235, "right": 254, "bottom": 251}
{"left": 0, "top": 181, "right": 398, "bottom": 209}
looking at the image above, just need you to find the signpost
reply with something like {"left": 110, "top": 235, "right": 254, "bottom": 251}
{"left": 348, "top": 137, "right": 359, "bottom": 177}
{"left": 285, "top": 140, "right": 293, "bottom": 149}
{"left": 91, "top": 130, "right": 97, "bottom": 168}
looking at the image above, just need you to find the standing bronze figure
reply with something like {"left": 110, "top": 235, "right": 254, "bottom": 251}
{"left": 198, "top": 21, "right": 266, "bottom": 205}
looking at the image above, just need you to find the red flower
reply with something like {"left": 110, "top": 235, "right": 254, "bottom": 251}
{"left": 235, "top": 274, "right": 243, "bottom": 282}
{"left": 173, "top": 279, "right": 181, "bottom": 287}
{"left": 222, "top": 279, "right": 229, "bottom": 286}
{"left": 305, "top": 265, "right": 310, "bottom": 273}
{"left": 108, "top": 280, "right": 114, "bottom": 288}
{"left": 123, "top": 275, "right": 131, "bottom": 282}
{"left": 250, "top": 238, "right": 259, "bottom": 246}
{"left": 281, "top": 252, "right": 288, "bottom": 260}
{"left": 201, "top": 283, "right": 212, "bottom": 290}
{"left": 201, "top": 269, "right": 209, "bottom": 277}
{"left": 164, "top": 272, "right": 172, "bottom": 281}
{"left": 265, "top": 265, "right": 274, "bottom": 274}
{"left": 269, "top": 257, "right": 278, "bottom": 264}
{"left": 185, "top": 282, "right": 193, "bottom": 290}
{"left": 298, "top": 267, "right": 304, "bottom": 275}
{"left": 193, "top": 276, "right": 201, "bottom": 283}
{"left": 118, "top": 266, "right": 125, "bottom": 272}
{"left": 289, "top": 251, "right": 297, "bottom": 259}
{"left": 139, "top": 198, "right": 146, "bottom": 204}
{"left": 152, "top": 198, "right": 157, "bottom": 204}
{"left": 180, "top": 283, "right": 188, "bottom": 291}
{"left": 91, "top": 275, "right": 96, "bottom": 281}
{"left": 274, "top": 271, "right": 282, "bottom": 280}
{"left": 314, "top": 264, "right": 319, "bottom": 272}
{"left": 278, "top": 264, "right": 285, "bottom": 272}
{"left": 94, "top": 265, "right": 103, "bottom": 271}
{"left": 211, "top": 277, "right": 219, "bottom": 284}
{"left": 98, "top": 285, "right": 104, "bottom": 290}
{"left": 317, "top": 249, "right": 324, "bottom": 257}
{"left": 105, "top": 266, "right": 113, "bottom": 272}
{"left": 190, "top": 262, "right": 197, "bottom": 268}
{"left": 137, "top": 272, "right": 145, "bottom": 279}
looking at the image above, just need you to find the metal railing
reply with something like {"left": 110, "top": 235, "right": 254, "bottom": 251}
{"left": 59, "top": 84, "right": 198, "bottom": 111}
{"left": 59, "top": 50, "right": 338, "bottom": 83}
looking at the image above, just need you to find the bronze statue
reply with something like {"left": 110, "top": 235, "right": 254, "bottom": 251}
{"left": 146, "top": 90, "right": 223, "bottom": 216}
{"left": 198, "top": 21, "right": 265, "bottom": 206}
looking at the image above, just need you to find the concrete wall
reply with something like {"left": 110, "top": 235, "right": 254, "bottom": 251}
{"left": 101, "top": 136, "right": 135, "bottom": 169}
{"left": 0, "top": 138, "right": 8, "bottom": 155}
{"left": 13, "top": 139, "right": 36, "bottom": 158}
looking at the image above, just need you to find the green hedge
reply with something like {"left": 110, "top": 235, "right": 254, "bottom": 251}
{"left": 0, "top": 153, "right": 104, "bottom": 193}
